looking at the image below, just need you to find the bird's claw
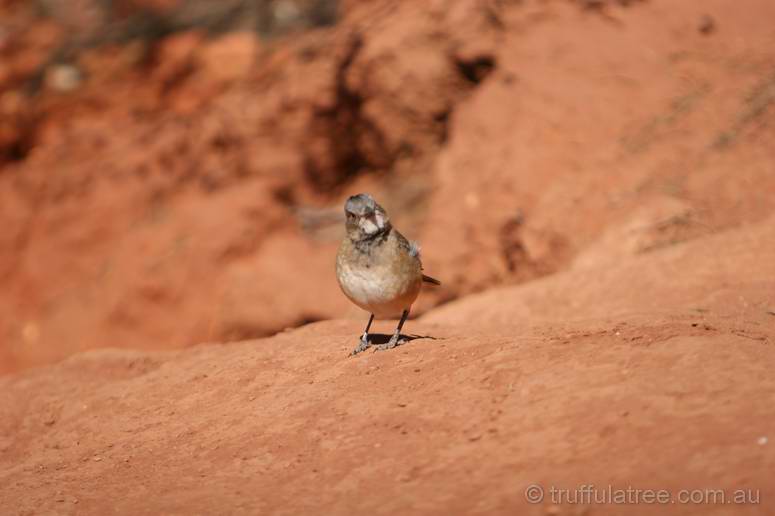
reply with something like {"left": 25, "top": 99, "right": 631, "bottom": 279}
{"left": 350, "top": 337, "right": 371, "bottom": 356}
{"left": 373, "top": 334, "right": 404, "bottom": 352}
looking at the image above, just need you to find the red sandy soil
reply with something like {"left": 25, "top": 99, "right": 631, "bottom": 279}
{"left": 1, "top": 0, "right": 775, "bottom": 513}
{"left": 1, "top": 0, "right": 774, "bottom": 371}
{"left": 1, "top": 215, "right": 773, "bottom": 515}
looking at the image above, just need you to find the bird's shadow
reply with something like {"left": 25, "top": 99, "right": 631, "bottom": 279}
{"left": 368, "top": 333, "right": 443, "bottom": 345}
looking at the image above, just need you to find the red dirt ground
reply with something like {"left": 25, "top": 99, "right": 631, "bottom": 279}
{"left": 2, "top": 216, "right": 773, "bottom": 515}
{"left": 1, "top": 0, "right": 774, "bottom": 514}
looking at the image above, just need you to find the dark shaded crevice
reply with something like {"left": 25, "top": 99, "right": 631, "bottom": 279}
{"left": 5, "top": 141, "right": 31, "bottom": 163}
{"left": 272, "top": 185, "right": 296, "bottom": 207}
{"left": 499, "top": 213, "right": 527, "bottom": 273}
{"left": 0, "top": 120, "right": 38, "bottom": 166}
{"left": 433, "top": 109, "right": 451, "bottom": 145}
{"left": 455, "top": 55, "right": 496, "bottom": 85}
{"left": 304, "top": 33, "right": 392, "bottom": 191}
{"left": 306, "top": 0, "right": 339, "bottom": 27}
{"left": 577, "top": 0, "right": 646, "bottom": 10}
{"left": 432, "top": 53, "right": 495, "bottom": 147}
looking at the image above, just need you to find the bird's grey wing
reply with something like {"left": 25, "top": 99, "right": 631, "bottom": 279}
{"left": 394, "top": 230, "right": 441, "bottom": 286}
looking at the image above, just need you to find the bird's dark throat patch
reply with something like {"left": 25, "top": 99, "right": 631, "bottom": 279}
{"left": 352, "top": 226, "right": 391, "bottom": 254}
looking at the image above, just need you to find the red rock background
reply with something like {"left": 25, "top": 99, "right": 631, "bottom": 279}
{"left": 1, "top": 0, "right": 774, "bottom": 514}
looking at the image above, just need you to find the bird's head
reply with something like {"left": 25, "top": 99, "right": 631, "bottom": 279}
{"left": 344, "top": 193, "right": 391, "bottom": 241}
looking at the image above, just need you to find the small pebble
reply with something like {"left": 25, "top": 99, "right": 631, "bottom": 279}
{"left": 46, "top": 64, "right": 82, "bottom": 92}
{"left": 698, "top": 14, "right": 716, "bottom": 35}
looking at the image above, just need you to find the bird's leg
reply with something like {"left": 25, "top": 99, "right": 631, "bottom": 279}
{"left": 375, "top": 309, "right": 409, "bottom": 351}
{"left": 351, "top": 313, "right": 374, "bottom": 355}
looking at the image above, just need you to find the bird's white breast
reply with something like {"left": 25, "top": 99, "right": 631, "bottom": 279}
{"left": 336, "top": 260, "right": 417, "bottom": 317}
{"left": 338, "top": 261, "right": 394, "bottom": 305}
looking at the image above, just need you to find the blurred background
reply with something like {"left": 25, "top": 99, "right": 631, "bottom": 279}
{"left": 1, "top": 0, "right": 774, "bottom": 373}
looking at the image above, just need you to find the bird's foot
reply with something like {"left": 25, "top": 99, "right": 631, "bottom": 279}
{"left": 373, "top": 333, "right": 404, "bottom": 352}
{"left": 350, "top": 336, "right": 371, "bottom": 356}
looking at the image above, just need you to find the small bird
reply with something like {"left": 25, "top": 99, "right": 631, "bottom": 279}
{"left": 336, "top": 193, "right": 440, "bottom": 355}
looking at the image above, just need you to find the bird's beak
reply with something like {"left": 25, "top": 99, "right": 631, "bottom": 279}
{"left": 357, "top": 212, "right": 382, "bottom": 235}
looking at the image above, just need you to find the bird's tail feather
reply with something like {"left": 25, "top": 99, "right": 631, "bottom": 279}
{"left": 422, "top": 274, "right": 441, "bottom": 286}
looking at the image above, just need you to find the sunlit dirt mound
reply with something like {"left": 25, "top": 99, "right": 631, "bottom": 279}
{"left": 1, "top": 0, "right": 774, "bottom": 376}
{"left": 1, "top": 215, "right": 773, "bottom": 515}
